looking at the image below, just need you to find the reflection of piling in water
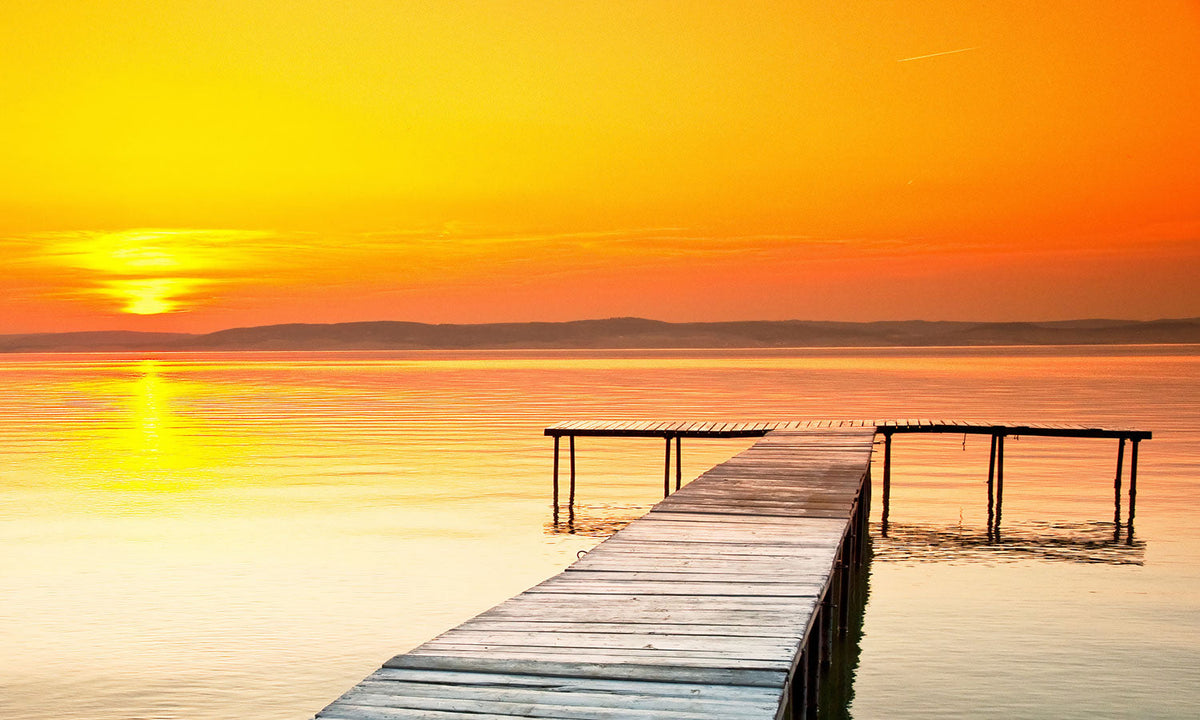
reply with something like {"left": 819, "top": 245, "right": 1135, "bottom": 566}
{"left": 872, "top": 520, "right": 1146, "bottom": 565}
{"left": 820, "top": 540, "right": 872, "bottom": 720}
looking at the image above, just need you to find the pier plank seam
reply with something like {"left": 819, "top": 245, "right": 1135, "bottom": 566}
{"left": 315, "top": 428, "right": 875, "bottom": 720}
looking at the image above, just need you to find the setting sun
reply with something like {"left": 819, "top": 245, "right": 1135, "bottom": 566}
{"left": 105, "top": 277, "right": 200, "bottom": 315}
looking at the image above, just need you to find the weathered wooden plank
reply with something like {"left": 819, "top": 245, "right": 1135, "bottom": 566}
{"left": 322, "top": 692, "right": 772, "bottom": 720}
{"left": 566, "top": 560, "right": 834, "bottom": 578}
{"left": 525, "top": 581, "right": 825, "bottom": 597}
{"left": 559, "top": 568, "right": 830, "bottom": 583}
{"left": 648, "top": 510, "right": 849, "bottom": 525}
{"left": 403, "top": 648, "right": 795, "bottom": 670}
{"left": 475, "top": 603, "right": 818, "bottom": 624}
{"left": 455, "top": 620, "right": 807, "bottom": 638}
{"left": 419, "top": 632, "right": 799, "bottom": 655}
{"left": 347, "top": 680, "right": 781, "bottom": 715}
{"left": 383, "top": 656, "right": 791, "bottom": 687}
{"left": 589, "top": 539, "right": 843, "bottom": 558}
{"left": 369, "top": 667, "right": 781, "bottom": 701}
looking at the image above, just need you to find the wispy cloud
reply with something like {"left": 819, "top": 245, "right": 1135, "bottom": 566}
{"left": 1, "top": 225, "right": 979, "bottom": 314}
{"left": 897, "top": 46, "right": 980, "bottom": 63}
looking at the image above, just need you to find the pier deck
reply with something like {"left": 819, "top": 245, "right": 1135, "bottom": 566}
{"left": 315, "top": 428, "right": 874, "bottom": 719}
{"left": 315, "top": 418, "right": 1148, "bottom": 719}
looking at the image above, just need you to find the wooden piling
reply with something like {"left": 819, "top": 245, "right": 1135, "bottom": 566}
{"left": 675, "top": 435, "right": 682, "bottom": 491}
{"left": 1114, "top": 437, "right": 1126, "bottom": 537}
{"left": 987, "top": 433, "right": 997, "bottom": 537}
{"left": 552, "top": 434, "right": 560, "bottom": 523}
{"left": 881, "top": 431, "right": 892, "bottom": 537}
{"left": 804, "top": 645, "right": 819, "bottom": 718}
{"left": 995, "top": 434, "right": 1005, "bottom": 534}
{"left": 663, "top": 436, "right": 672, "bottom": 498}
{"left": 1128, "top": 438, "right": 1139, "bottom": 537}
{"left": 568, "top": 434, "right": 576, "bottom": 521}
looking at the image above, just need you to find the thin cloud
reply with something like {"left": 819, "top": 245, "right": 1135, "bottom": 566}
{"left": 897, "top": 46, "right": 980, "bottom": 63}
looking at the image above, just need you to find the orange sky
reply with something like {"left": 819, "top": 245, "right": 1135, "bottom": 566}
{"left": 2, "top": 1, "right": 1198, "bottom": 333}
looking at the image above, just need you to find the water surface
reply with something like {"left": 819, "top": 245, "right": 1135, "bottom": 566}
{"left": 1, "top": 347, "right": 1197, "bottom": 718}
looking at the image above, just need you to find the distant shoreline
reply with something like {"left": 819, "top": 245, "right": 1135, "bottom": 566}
{"left": 4, "top": 317, "right": 1199, "bottom": 353}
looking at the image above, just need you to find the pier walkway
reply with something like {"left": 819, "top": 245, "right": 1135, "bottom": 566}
{"left": 315, "top": 419, "right": 1148, "bottom": 719}
{"left": 315, "top": 427, "right": 874, "bottom": 719}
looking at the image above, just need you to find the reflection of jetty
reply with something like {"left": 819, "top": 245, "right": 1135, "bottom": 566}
{"left": 314, "top": 419, "right": 1148, "bottom": 720}
{"left": 871, "top": 521, "right": 1146, "bottom": 565}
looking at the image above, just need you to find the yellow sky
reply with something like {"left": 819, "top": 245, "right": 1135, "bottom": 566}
{"left": 1, "top": 1, "right": 1198, "bottom": 332}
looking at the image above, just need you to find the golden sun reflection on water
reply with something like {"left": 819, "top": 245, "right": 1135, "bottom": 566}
{"left": 87, "top": 359, "right": 228, "bottom": 492}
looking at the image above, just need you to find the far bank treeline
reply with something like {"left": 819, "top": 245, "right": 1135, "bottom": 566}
{"left": 3, "top": 317, "right": 1200, "bottom": 352}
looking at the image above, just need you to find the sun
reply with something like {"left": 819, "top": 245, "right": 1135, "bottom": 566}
{"left": 43, "top": 228, "right": 266, "bottom": 316}
{"left": 104, "top": 278, "right": 200, "bottom": 315}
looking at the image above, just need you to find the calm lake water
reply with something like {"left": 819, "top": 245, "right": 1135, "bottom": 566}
{"left": 1, "top": 347, "right": 1198, "bottom": 719}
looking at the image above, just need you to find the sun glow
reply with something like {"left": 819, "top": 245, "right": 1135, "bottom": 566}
{"left": 103, "top": 277, "right": 202, "bottom": 315}
{"left": 29, "top": 228, "right": 273, "bottom": 316}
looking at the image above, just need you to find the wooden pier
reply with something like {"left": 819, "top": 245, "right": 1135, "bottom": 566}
{"left": 315, "top": 419, "right": 1148, "bottom": 720}
{"left": 545, "top": 419, "right": 1149, "bottom": 538}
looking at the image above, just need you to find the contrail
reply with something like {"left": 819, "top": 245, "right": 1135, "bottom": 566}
{"left": 897, "top": 46, "right": 979, "bottom": 63}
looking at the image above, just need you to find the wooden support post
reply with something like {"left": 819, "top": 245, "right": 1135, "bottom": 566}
{"left": 805, "top": 643, "right": 819, "bottom": 718}
{"left": 1128, "top": 438, "right": 1139, "bottom": 538}
{"left": 859, "top": 483, "right": 869, "bottom": 562}
{"left": 806, "top": 624, "right": 825, "bottom": 715}
{"left": 1114, "top": 437, "right": 1126, "bottom": 539}
{"left": 838, "top": 550, "right": 851, "bottom": 635}
{"left": 986, "top": 433, "right": 997, "bottom": 538}
{"left": 849, "top": 496, "right": 861, "bottom": 566}
{"left": 664, "top": 436, "right": 672, "bottom": 498}
{"left": 863, "top": 466, "right": 872, "bottom": 528}
{"left": 675, "top": 435, "right": 682, "bottom": 491}
{"left": 552, "top": 434, "right": 560, "bottom": 523}
{"left": 820, "top": 594, "right": 832, "bottom": 668}
{"left": 852, "top": 490, "right": 864, "bottom": 565}
{"left": 568, "top": 435, "right": 576, "bottom": 522}
{"left": 995, "top": 434, "right": 1005, "bottom": 535}
{"left": 881, "top": 431, "right": 892, "bottom": 537}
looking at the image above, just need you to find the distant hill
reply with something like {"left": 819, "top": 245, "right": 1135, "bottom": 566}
{"left": 2, "top": 317, "right": 1199, "bottom": 353}
{"left": 0, "top": 330, "right": 198, "bottom": 353}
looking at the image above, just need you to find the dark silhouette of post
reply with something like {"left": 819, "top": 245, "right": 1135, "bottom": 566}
{"left": 1127, "top": 438, "right": 1139, "bottom": 541}
{"left": 568, "top": 435, "right": 576, "bottom": 522}
{"left": 1114, "top": 437, "right": 1125, "bottom": 541}
{"left": 552, "top": 434, "right": 560, "bottom": 523}
{"left": 987, "top": 433, "right": 997, "bottom": 539}
{"left": 881, "top": 430, "right": 893, "bottom": 537}
{"left": 995, "top": 433, "right": 1005, "bottom": 537}
{"left": 663, "top": 436, "right": 672, "bottom": 498}
{"left": 675, "top": 435, "right": 682, "bottom": 491}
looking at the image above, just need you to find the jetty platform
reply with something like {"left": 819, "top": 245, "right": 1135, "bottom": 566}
{"left": 314, "top": 420, "right": 1148, "bottom": 720}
